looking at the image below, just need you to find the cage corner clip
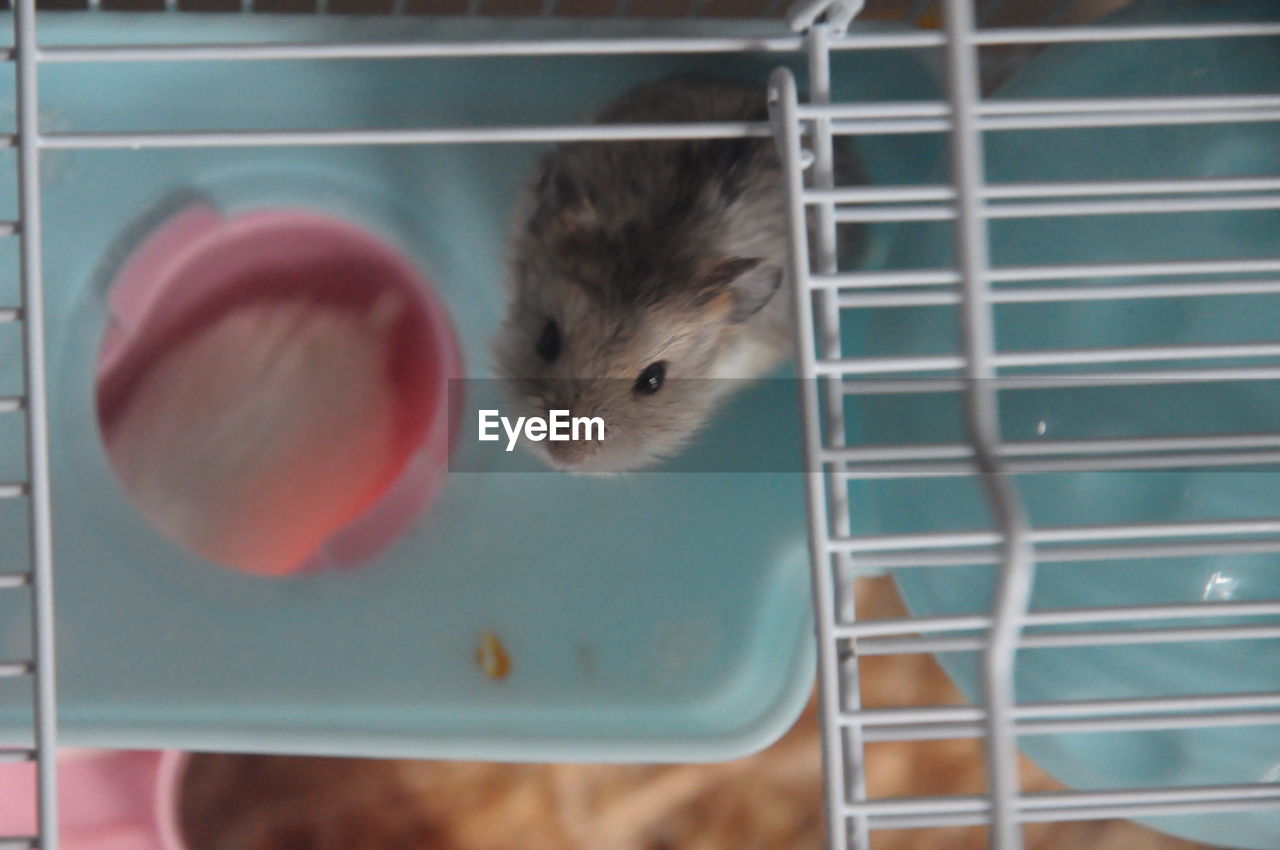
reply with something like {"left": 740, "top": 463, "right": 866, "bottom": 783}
{"left": 785, "top": 0, "right": 864, "bottom": 35}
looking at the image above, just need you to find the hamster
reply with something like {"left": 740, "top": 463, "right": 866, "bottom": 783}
{"left": 495, "top": 74, "right": 865, "bottom": 473}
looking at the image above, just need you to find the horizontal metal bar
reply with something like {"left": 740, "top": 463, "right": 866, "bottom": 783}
{"left": 832, "top": 195, "right": 1280, "bottom": 228}
{"left": 985, "top": 175, "right": 1280, "bottom": 200}
{"left": 0, "top": 223, "right": 17, "bottom": 237}
{"left": 38, "top": 25, "right": 1279, "bottom": 68}
{"left": 0, "top": 574, "right": 29, "bottom": 590}
{"left": 865, "top": 796, "right": 1280, "bottom": 831}
{"left": 838, "top": 600, "right": 1280, "bottom": 638}
{"left": 819, "top": 341, "right": 1280, "bottom": 377}
{"left": 828, "top": 433, "right": 1280, "bottom": 466}
{"left": 810, "top": 269, "right": 962, "bottom": 289}
{"left": 0, "top": 309, "right": 18, "bottom": 323}
{"left": 45, "top": 98, "right": 1266, "bottom": 151}
{"left": 835, "top": 516, "right": 1280, "bottom": 553}
{"left": 797, "top": 101, "right": 949, "bottom": 121}
{"left": 37, "top": 36, "right": 806, "bottom": 63}
{"left": 841, "top": 366, "right": 1280, "bottom": 395}
{"left": 814, "top": 258, "right": 1280, "bottom": 295}
{"left": 830, "top": 117, "right": 952, "bottom": 136}
{"left": 987, "top": 257, "right": 1280, "bottom": 283}
{"left": 983, "top": 104, "right": 1274, "bottom": 131}
{"left": 997, "top": 341, "right": 1280, "bottom": 368}
{"left": 833, "top": 204, "right": 954, "bottom": 223}
{"left": 850, "top": 782, "right": 1280, "bottom": 820}
{"left": 0, "top": 662, "right": 31, "bottom": 677}
{"left": 980, "top": 94, "right": 1280, "bottom": 116}
{"left": 0, "top": 749, "right": 33, "bottom": 764}
{"left": 839, "top": 537, "right": 1280, "bottom": 569}
{"left": 0, "top": 839, "right": 35, "bottom": 850}
{"left": 811, "top": 177, "right": 1280, "bottom": 208}
{"left": 972, "top": 21, "right": 1280, "bottom": 46}
{"left": 989, "top": 279, "right": 1280, "bottom": 304}
{"left": 41, "top": 121, "right": 775, "bottom": 150}
{"left": 811, "top": 94, "right": 1280, "bottom": 124}
{"left": 805, "top": 185, "right": 954, "bottom": 204}
{"left": 825, "top": 108, "right": 1280, "bottom": 137}
{"left": 839, "top": 279, "right": 1280, "bottom": 309}
{"left": 857, "top": 691, "right": 1280, "bottom": 728}
{"left": 986, "top": 194, "right": 1280, "bottom": 219}
{"left": 863, "top": 709, "right": 1280, "bottom": 743}
{"left": 0, "top": 484, "right": 26, "bottom": 499}
{"left": 36, "top": 30, "right": 951, "bottom": 66}
{"left": 0, "top": 397, "right": 22, "bottom": 414}
{"left": 843, "top": 449, "right": 1280, "bottom": 478}
{"left": 858, "top": 622, "right": 1280, "bottom": 656}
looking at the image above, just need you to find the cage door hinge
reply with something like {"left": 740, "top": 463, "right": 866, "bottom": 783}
{"left": 787, "top": 0, "right": 865, "bottom": 34}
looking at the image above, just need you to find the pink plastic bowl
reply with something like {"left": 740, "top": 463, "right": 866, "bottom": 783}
{"left": 0, "top": 750, "right": 188, "bottom": 850}
{"left": 95, "top": 204, "right": 462, "bottom": 575}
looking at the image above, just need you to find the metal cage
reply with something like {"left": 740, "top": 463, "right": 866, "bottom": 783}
{"left": 774, "top": 3, "right": 1280, "bottom": 850}
{"left": 4, "top": 1, "right": 1279, "bottom": 849}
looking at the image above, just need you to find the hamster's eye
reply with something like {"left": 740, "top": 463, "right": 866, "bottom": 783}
{"left": 536, "top": 319, "right": 561, "bottom": 363}
{"left": 633, "top": 361, "right": 667, "bottom": 396}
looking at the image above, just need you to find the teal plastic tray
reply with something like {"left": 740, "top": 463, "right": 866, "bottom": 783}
{"left": 0, "top": 14, "right": 936, "bottom": 760}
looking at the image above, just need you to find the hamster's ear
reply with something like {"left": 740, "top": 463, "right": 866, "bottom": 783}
{"left": 698, "top": 257, "right": 783, "bottom": 323}
{"left": 535, "top": 164, "right": 578, "bottom": 210}
{"left": 529, "top": 161, "right": 594, "bottom": 234}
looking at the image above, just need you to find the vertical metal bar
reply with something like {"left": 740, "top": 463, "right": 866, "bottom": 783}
{"left": 770, "top": 66, "right": 852, "bottom": 850}
{"left": 940, "top": 1, "right": 1034, "bottom": 848}
{"left": 13, "top": 1, "right": 59, "bottom": 849}
{"left": 807, "top": 26, "right": 839, "bottom": 286}
{"left": 806, "top": 24, "right": 870, "bottom": 850}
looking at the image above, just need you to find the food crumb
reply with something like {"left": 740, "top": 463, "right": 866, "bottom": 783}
{"left": 475, "top": 630, "right": 511, "bottom": 681}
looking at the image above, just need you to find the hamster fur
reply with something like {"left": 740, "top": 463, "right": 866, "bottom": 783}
{"left": 496, "top": 75, "right": 865, "bottom": 473}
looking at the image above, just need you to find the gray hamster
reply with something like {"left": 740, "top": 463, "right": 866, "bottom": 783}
{"left": 496, "top": 75, "right": 865, "bottom": 472}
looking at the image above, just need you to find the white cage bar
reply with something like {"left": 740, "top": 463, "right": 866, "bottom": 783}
{"left": 10, "top": 0, "right": 59, "bottom": 849}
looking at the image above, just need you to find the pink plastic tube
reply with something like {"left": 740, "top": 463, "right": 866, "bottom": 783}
{"left": 95, "top": 205, "right": 462, "bottom": 575}
{"left": 0, "top": 750, "right": 189, "bottom": 850}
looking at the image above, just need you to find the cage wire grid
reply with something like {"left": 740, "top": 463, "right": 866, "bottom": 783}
{"left": 3, "top": 1, "right": 1280, "bottom": 849}
{"left": 775, "top": 5, "right": 1280, "bottom": 850}
{"left": 4, "top": 0, "right": 59, "bottom": 848}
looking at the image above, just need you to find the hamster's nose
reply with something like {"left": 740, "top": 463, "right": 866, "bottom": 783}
{"left": 546, "top": 438, "right": 599, "bottom": 466}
